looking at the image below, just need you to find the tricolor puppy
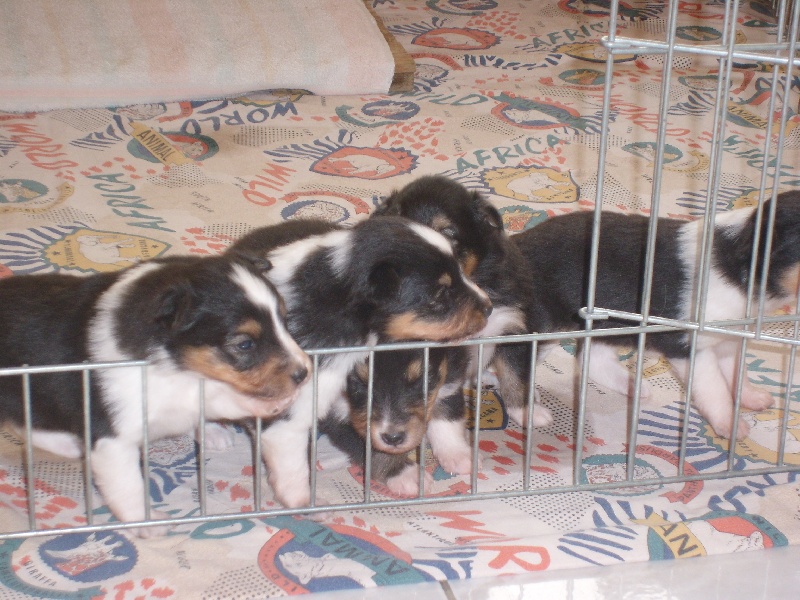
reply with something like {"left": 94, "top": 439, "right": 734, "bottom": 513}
{"left": 227, "top": 216, "right": 492, "bottom": 508}
{"left": 0, "top": 255, "right": 310, "bottom": 535}
{"left": 513, "top": 190, "right": 800, "bottom": 440}
{"left": 323, "top": 345, "right": 469, "bottom": 496}
{"left": 374, "top": 175, "right": 554, "bottom": 430}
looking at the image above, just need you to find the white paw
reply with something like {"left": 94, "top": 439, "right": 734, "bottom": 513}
{"left": 507, "top": 403, "right": 553, "bottom": 428}
{"left": 707, "top": 413, "right": 750, "bottom": 441}
{"left": 199, "top": 422, "right": 236, "bottom": 451}
{"left": 386, "top": 464, "right": 434, "bottom": 497}
{"left": 507, "top": 406, "right": 525, "bottom": 427}
{"left": 130, "top": 509, "right": 173, "bottom": 538}
{"left": 427, "top": 419, "right": 479, "bottom": 475}
{"left": 303, "top": 499, "right": 333, "bottom": 522}
{"left": 632, "top": 379, "right": 653, "bottom": 400}
{"left": 270, "top": 477, "right": 311, "bottom": 509}
{"left": 436, "top": 446, "right": 476, "bottom": 476}
{"left": 735, "top": 418, "right": 751, "bottom": 441}
{"left": 29, "top": 430, "right": 83, "bottom": 459}
{"left": 531, "top": 403, "right": 553, "bottom": 427}
{"left": 740, "top": 385, "right": 774, "bottom": 411}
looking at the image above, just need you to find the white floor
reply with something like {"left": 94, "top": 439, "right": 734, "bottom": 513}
{"left": 301, "top": 544, "right": 800, "bottom": 599}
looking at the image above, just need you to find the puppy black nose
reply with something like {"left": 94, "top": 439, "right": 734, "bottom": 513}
{"left": 380, "top": 431, "right": 406, "bottom": 447}
{"left": 291, "top": 366, "right": 308, "bottom": 385}
{"left": 482, "top": 301, "right": 493, "bottom": 318}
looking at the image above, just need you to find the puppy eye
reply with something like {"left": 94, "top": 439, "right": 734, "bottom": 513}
{"left": 440, "top": 226, "right": 457, "bottom": 239}
{"left": 430, "top": 285, "right": 448, "bottom": 305}
{"left": 229, "top": 334, "right": 257, "bottom": 353}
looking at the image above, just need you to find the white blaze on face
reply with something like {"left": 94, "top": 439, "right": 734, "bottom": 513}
{"left": 406, "top": 221, "right": 491, "bottom": 305}
{"left": 229, "top": 263, "right": 307, "bottom": 365}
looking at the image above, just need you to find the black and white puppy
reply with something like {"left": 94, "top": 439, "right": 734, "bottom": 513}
{"left": 323, "top": 345, "right": 469, "bottom": 496}
{"left": 227, "top": 216, "right": 493, "bottom": 508}
{"left": 0, "top": 255, "right": 310, "bottom": 534}
{"left": 514, "top": 190, "right": 800, "bottom": 440}
{"left": 374, "top": 175, "right": 554, "bottom": 429}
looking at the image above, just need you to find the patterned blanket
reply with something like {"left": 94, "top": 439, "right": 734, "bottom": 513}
{"left": 1, "top": 0, "right": 800, "bottom": 597}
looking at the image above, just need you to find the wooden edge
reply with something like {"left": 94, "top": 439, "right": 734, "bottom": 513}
{"left": 363, "top": 0, "right": 416, "bottom": 93}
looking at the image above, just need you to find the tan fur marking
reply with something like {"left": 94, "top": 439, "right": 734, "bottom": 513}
{"left": 405, "top": 359, "right": 423, "bottom": 383}
{"left": 438, "top": 272, "right": 452, "bottom": 287}
{"left": 491, "top": 354, "right": 526, "bottom": 410}
{"left": 236, "top": 319, "right": 263, "bottom": 339}
{"left": 350, "top": 408, "right": 369, "bottom": 439}
{"left": 181, "top": 346, "right": 304, "bottom": 402}
{"left": 430, "top": 214, "right": 453, "bottom": 233}
{"left": 384, "top": 307, "right": 487, "bottom": 341}
{"left": 461, "top": 252, "right": 479, "bottom": 277}
{"left": 355, "top": 360, "right": 370, "bottom": 383}
{"left": 427, "top": 357, "right": 449, "bottom": 422}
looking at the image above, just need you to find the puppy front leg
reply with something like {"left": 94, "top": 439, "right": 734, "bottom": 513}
{"left": 372, "top": 452, "right": 434, "bottom": 497}
{"left": 91, "top": 437, "right": 170, "bottom": 537}
{"left": 260, "top": 420, "right": 312, "bottom": 508}
{"left": 583, "top": 342, "right": 652, "bottom": 400}
{"left": 714, "top": 340, "right": 774, "bottom": 411}
{"left": 426, "top": 387, "right": 477, "bottom": 475}
{"left": 492, "top": 343, "right": 553, "bottom": 428}
{"left": 672, "top": 349, "right": 749, "bottom": 440}
{"left": 427, "top": 417, "right": 475, "bottom": 475}
{"left": 198, "top": 421, "right": 237, "bottom": 451}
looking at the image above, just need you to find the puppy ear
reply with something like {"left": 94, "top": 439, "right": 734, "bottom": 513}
{"left": 373, "top": 192, "right": 401, "bottom": 216}
{"left": 471, "top": 192, "right": 503, "bottom": 230}
{"left": 155, "top": 283, "right": 201, "bottom": 332}
{"left": 233, "top": 251, "right": 273, "bottom": 273}
{"left": 368, "top": 261, "right": 402, "bottom": 298}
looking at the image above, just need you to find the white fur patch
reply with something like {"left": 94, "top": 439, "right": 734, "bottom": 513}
{"left": 88, "top": 262, "right": 162, "bottom": 364}
{"left": 427, "top": 418, "right": 473, "bottom": 475}
{"left": 677, "top": 218, "right": 748, "bottom": 326}
{"left": 675, "top": 209, "right": 789, "bottom": 352}
{"left": 407, "top": 222, "right": 453, "bottom": 256}
{"left": 261, "top": 349, "right": 369, "bottom": 508}
{"left": 230, "top": 263, "right": 307, "bottom": 366}
{"left": 28, "top": 430, "right": 83, "bottom": 459}
{"left": 386, "top": 463, "right": 433, "bottom": 497}
{"left": 468, "top": 306, "right": 526, "bottom": 375}
{"left": 230, "top": 262, "right": 279, "bottom": 313}
{"left": 267, "top": 230, "right": 351, "bottom": 304}
{"left": 462, "top": 272, "right": 491, "bottom": 307}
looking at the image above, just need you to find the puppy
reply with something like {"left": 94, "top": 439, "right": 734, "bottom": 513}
{"left": 226, "top": 216, "right": 493, "bottom": 508}
{"left": 512, "top": 190, "right": 800, "bottom": 440}
{"left": 322, "top": 345, "right": 469, "bottom": 496}
{"left": 374, "top": 175, "right": 554, "bottom": 429}
{"left": 0, "top": 255, "right": 310, "bottom": 534}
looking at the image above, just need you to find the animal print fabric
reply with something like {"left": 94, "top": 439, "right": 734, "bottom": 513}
{"left": 1, "top": 0, "right": 800, "bottom": 596}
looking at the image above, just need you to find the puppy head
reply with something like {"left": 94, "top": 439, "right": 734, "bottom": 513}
{"left": 349, "top": 217, "right": 492, "bottom": 341}
{"left": 718, "top": 190, "right": 800, "bottom": 307}
{"left": 346, "top": 349, "right": 448, "bottom": 454}
{"left": 761, "top": 191, "right": 800, "bottom": 302}
{"left": 375, "top": 175, "right": 505, "bottom": 277}
{"left": 135, "top": 257, "right": 311, "bottom": 417}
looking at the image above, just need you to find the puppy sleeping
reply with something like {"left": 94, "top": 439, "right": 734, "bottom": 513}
{"left": 0, "top": 254, "right": 310, "bottom": 535}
